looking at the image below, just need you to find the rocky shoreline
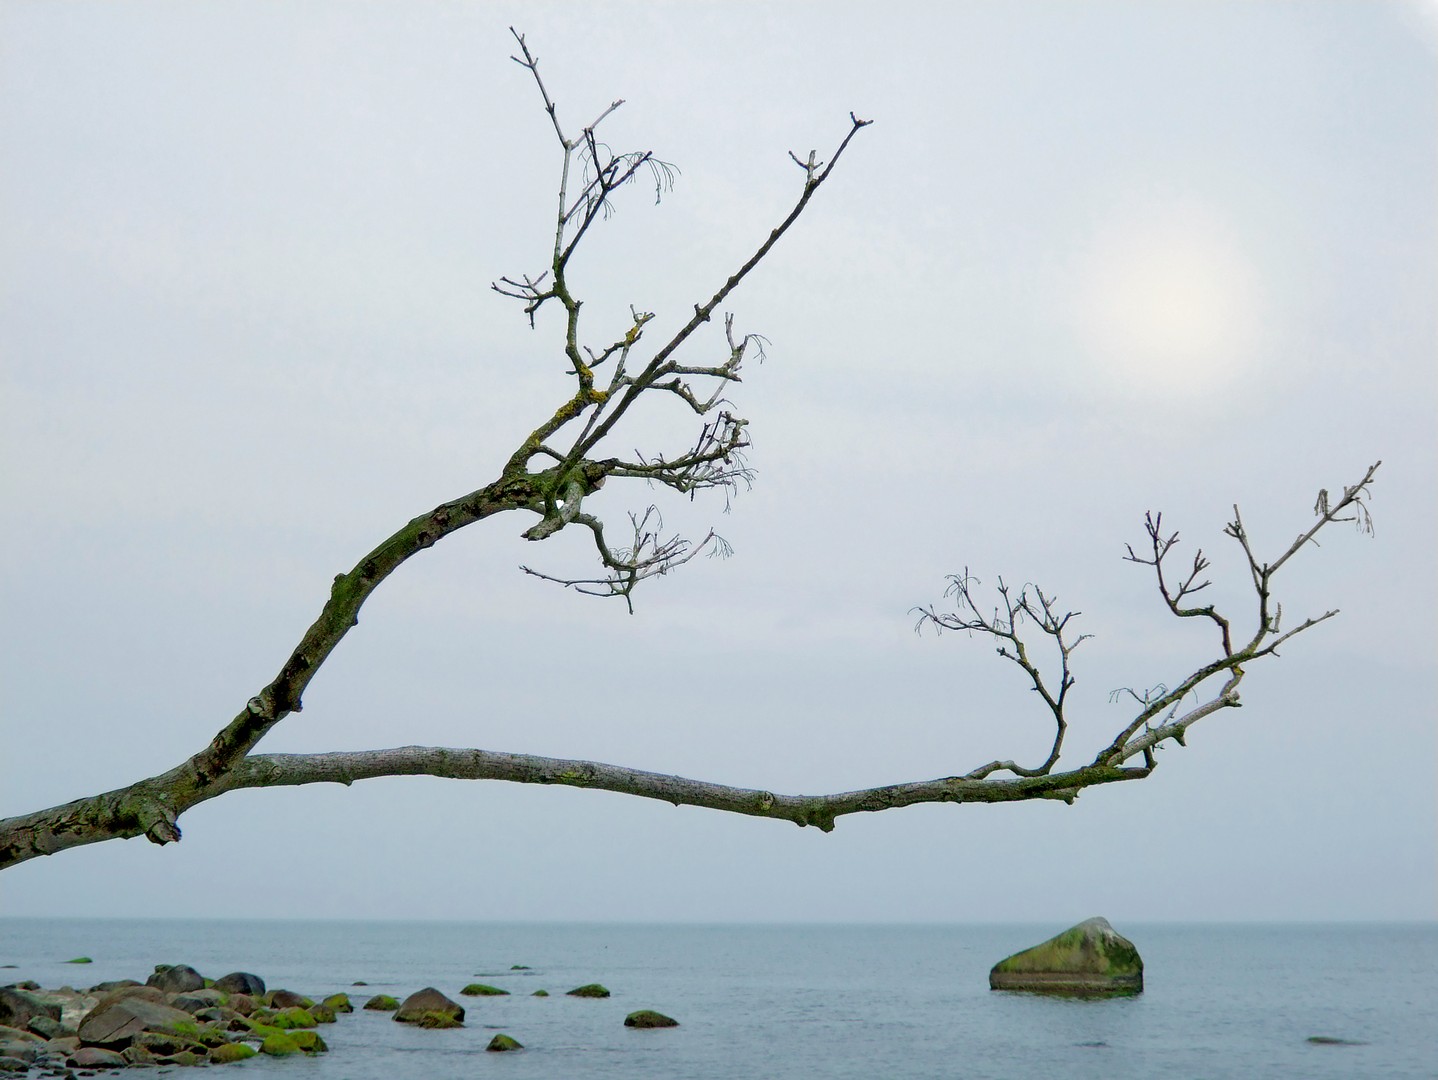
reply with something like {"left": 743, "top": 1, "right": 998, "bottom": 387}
{"left": 1, "top": 963, "right": 677, "bottom": 1074}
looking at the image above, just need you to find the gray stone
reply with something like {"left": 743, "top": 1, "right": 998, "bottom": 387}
{"left": 989, "top": 916, "right": 1143, "bottom": 996}
{"left": 70, "top": 1045, "right": 128, "bottom": 1067}
{"left": 0, "top": 988, "right": 60, "bottom": 1029}
{"left": 146, "top": 964, "right": 205, "bottom": 994}
{"left": 76, "top": 994, "right": 197, "bottom": 1048}
{"left": 213, "top": 972, "right": 266, "bottom": 997}
{"left": 393, "top": 988, "right": 464, "bottom": 1024}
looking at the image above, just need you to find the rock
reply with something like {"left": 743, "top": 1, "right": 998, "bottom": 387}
{"left": 171, "top": 989, "right": 225, "bottom": 1013}
{"left": 260, "top": 1031, "right": 301, "bottom": 1056}
{"left": 486, "top": 1033, "right": 523, "bottom": 1051}
{"left": 394, "top": 988, "right": 464, "bottom": 1024}
{"left": 320, "top": 993, "right": 353, "bottom": 1013}
{"left": 363, "top": 994, "right": 400, "bottom": 1011}
{"left": 161, "top": 1048, "right": 207, "bottom": 1066}
{"left": 69, "top": 1045, "right": 127, "bottom": 1068}
{"left": 510, "top": 965, "right": 531, "bottom": 971}
{"left": 213, "top": 972, "right": 266, "bottom": 998}
{"left": 269, "top": 1007, "right": 317, "bottom": 1029}
{"left": 566, "top": 983, "right": 610, "bottom": 998}
{"left": 268, "top": 989, "right": 313, "bottom": 1009}
{"left": 1307, "top": 1035, "right": 1367, "bottom": 1046}
{"left": 76, "top": 993, "right": 197, "bottom": 1048}
{"left": 121, "top": 1043, "right": 158, "bottom": 1066}
{"left": 625, "top": 1009, "right": 678, "bottom": 1028}
{"left": 89, "top": 979, "right": 141, "bottom": 994}
{"left": 460, "top": 983, "right": 509, "bottom": 996}
{"left": 308, "top": 1003, "right": 337, "bottom": 1023}
{"left": 210, "top": 1041, "right": 257, "bottom": 1063}
{"left": 62, "top": 957, "right": 92, "bottom": 965}
{"left": 0, "top": 988, "right": 60, "bottom": 1029}
{"left": 287, "top": 1029, "right": 328, "bottom": 1052}
{"left": 25, "top": 1016, "right": 66, "bottom": 1040}
{"left": 146, "top": 964, "right": 205, "bottom": 994}
{"left": 352, "top": 980, "right": 368, "bottom": 986}
{"left": 0, "top": 1059, "right": 25, "bottom": 1074}
{"left": 989, "top": 917, "right": 1143, "bottom": 996}
{"left": 415, "top": 1011, "right": 463, "bottom": 1029}
{"left": 227, "top": 993, "right": 258, "bottom": 1016}
{"left": 531, "top": 990, "right": 549, "bottom": 997}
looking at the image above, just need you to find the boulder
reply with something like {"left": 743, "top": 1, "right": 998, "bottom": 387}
{"left": 394, "top": 988, "right": 464, "bottom": 1025}
{"left": 566, "top": 983, "right": 610, "bottom": 998}
{"left": 0, "top": 988, "right": 60, "bottom": 1029}
{"left": 90, "top": 979, "right": 141, "bottom": 993}
{"left": 989, "top": 917, "right": 1143, "bottom": 996}
{"left": 76, "top": 993, "right": 197, "bottom": 1048}
{"left": 461, "top": 983, "right": 509, "bottom": 996}
{"left": 268, "top": 989, "right": 313, "bottom": 1009}
{"left": 213, "top": 972, "right": 266, "bottom": 997}
{"left": 625, "top": 1009, "right": 678, "bottom": 1028}
{"left": 415, "top": 1011, "right": 463, "bottom": 1029}
{"left": 320, "top": 993, "right": 353, "bottom": 1013}
{"left": 146, "top": 964, "right": 205, "bottom": 994}
{"left": 210, "top": 1041, "right": 257, "bottom": 1063}
{"left": 362, "top": 994, "right": 400, "bottom": 1011}
{"left": 69, "top": 1045, "right": 127, "bottom": 1068}
{"left": 486, "top": 1033, "right": 523, "bottom": 1051}
{"left": 171, "top": 989, "right": 225, "bottom": 1013}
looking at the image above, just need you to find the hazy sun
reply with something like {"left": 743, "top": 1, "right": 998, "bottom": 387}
{"left": 1072, "top": 199, "right": 1264, "bottom": 400}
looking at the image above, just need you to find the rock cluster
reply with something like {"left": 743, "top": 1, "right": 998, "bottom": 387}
{"left": 2, "top": 962, "right": 680, "bottom": 1070}
{"left": 0, "top": 966, "right": 325, "bottom": 1072}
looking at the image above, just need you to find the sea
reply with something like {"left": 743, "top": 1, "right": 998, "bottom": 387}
{"left": 2, "top": 919, "right": 1434, "bottom": 1079}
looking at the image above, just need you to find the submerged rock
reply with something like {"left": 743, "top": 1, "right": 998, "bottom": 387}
{"left": 989, "top": 917, "right": 1143, "bottom": 996}
{"left": 461, "top": 983, "right": 509, "bottom": 996}
{"left": 363, "top": 994, "right": 400, "bottom": 1011}
{"left": 486, "top": 1033, "right": 523, "bottom": 1051}
{"left": 625, "top": 1009, "right": 678, "bottom": 1028}
{"left": 566, "top": 984, "right": 610, "bottom": 999}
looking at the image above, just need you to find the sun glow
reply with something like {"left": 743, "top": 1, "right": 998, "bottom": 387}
{"left": 1072, "top": 199, "right": 1265, "bottom": 400}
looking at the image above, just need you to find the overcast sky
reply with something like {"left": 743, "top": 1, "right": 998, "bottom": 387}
{"left": 2, "top": 1, "right": 1434, "bottom": 923}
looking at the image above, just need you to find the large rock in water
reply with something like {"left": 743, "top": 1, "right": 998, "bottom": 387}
{"left": 989, "top": 917, "right": 1143, "bottom": 996}
{"left": 146, "top": 964, "right": 205, "bottom": 994}
{"left": 393, "top": 988, "right": 464, "bottom": 1024}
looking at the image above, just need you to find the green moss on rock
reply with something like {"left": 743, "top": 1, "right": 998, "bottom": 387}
{"left": 566, "top": 984, "right": 610, "bottom": 999}
{"left": 268, "top": 1007, "right": 317, "bottom": 1029}
{"left": 461, "top": 984, "right": 509, "bottom": 997}
{"left": 62, "top": 957, "right": 92, "bottom": 965}
{"left": 363, "top": 995, "right": 400, "bottom": 1011}
{"left": 260, "top": 1032, "right": 300, "bottom": 1056}
{"left": 486, "top": 1033, "right": 523, "bottom": 1052}
{"left": 531, "top": 990, "right": 549, "bottom": 997}
{"left": 321, "top": 993, "right": 353, "bottom": 1013}
{"left": 210, "top": 1042, "right": 257, "bottom": 1063}
{"left": 990, "top": 917, "right": 1143, "bottom": 997}
{"left": 415, "top": 1011, "right": 463, "bottom": 1029}
{"left": 287, "top": 1029, "right": 328, "bottom": 1052}
{"left": 625, "top": 1009, "right": 678, "bottom": 1028}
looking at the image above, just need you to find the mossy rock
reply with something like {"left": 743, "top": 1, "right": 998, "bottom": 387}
{"left": 566, "top": 984, "right": 610, "bottom": 998}
{"left": 414, "top": 1011, "right": 463, "bottom": 1029}
{"left": 260, "top": 1032, "right": 301, "bottom": 1056}
{"left": 486, "top": 1033, "right": 523, "bottom": 1052}
{"left": 510, "top": 965, "right": 531, "bottom": 971}
{"left": 62, "top": 957, "right": 92, "bottom": 965}
{"left": 625, "top": 1009, "right": 678, "bottom": 1028}
{"left": 363, "top": 994, "right": 400, "bottom": 1011}
{"left": 531, "top": 990, "right": 549, "bottom": 998}
{"left": 321, "top": 993, "right": 353, "bottom": 1013}
{"left": 269, "top": 1006, "right": 318, "bottom": 1029}
{"left": 160, "top": 1049, "right": 207, "bottom": 1066}
{"left": 287, "top": 1029, "right": 328, "bottom": 1053}
{"left": 267, "top": 990, "right": 314, "bottom": 1010}
{"left": 990, "top": 917, "right": 1143, "bottom": 997}
{"left": 461, "top": 984, "right": 510, "bottom": 997}
{"left": 210, "top": 1042, "right": 257, "bottom": 1063}
{"left": 308, "top": 1003, "right": 337, "bottom": 1024}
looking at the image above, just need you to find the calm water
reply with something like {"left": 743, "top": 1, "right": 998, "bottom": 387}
{"left": 2, "top": 920, "right": 1434, "bottom": 1079}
